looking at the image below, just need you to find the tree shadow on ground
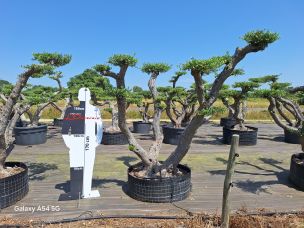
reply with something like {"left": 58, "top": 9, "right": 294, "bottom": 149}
{"left": 258, "top": 134, "right": 285, "bottom": 142}
{"left": 55, "top": 178, "right": 126, "bottom": 193}
{"left": 192, "top": 134, "right": 224, "bottom": 145}
{"left": 27, "top": 162, "right": 58, "bottom": 181}
{"left": 208, "top": 157, "right": 295, "bottom": 194}
{"left": 116, "top": 156, "right": 138, "bottom": 167}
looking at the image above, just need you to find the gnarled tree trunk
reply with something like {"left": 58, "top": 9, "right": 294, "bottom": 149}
{"left": 0, "top": 72, "right": 32, "bottom": 170}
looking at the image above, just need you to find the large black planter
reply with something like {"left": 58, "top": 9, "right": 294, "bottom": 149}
{"left": 0, "top": 162, "right": 29, "bottom": 209}
{"left": 220, "top": 117, "right": 237, "bottom": 128}
{"left": 53, "top": 118, "right": 63, "bottom": 127}
{"left": 14, "top": 125, "right": 47, "bottom": 145}
{"left": 284, "top": 129, "right": 300, "bottom": 144}
{"left": 102, "top": 131, "right": 128, "bottom": 145}
{"left": 162, "top": 125, "right": 185, "bottom": 145}
{"left": 289, "top": 153, "right": 304, "bottom": 190}
{"left": 127, "top": 164, "right": 191, "bottom": 203}
{"left": 223, "top": 126, "right": 258, "bottom": 146}
{"left": 133, "top": 121, "right": 151, "bottom": 134}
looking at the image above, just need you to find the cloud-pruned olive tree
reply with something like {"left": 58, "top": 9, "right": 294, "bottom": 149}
{"left": 132, "top": 88, "right": 153, "bottom": 123}
{"left": 250, "top": 75, "right": 304, "bottom": 134}
{"left": 158, "top": 71, "right": 198, "bottom": 128}
{"left": 219, "top": 81, "right": 260, "bottom": 130}
{"left": 0, "top": 53, "right": 71, "bottom": 172}
{"left": 95, "top": 30, "right": 278, "bottom": 177}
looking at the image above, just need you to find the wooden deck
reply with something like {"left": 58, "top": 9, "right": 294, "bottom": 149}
{"left": 1, "top": 122, "right": 304, "bottom": 222}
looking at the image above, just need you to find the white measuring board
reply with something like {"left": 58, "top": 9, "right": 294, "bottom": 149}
{"left": 62, "top": 88, "right": 103, "bottom": 199}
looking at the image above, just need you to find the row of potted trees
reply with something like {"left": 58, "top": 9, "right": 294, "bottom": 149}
{"left": 3, "top": 30, "right": 303, "bottom": 207}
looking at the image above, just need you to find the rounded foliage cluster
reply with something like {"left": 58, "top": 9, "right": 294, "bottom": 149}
{"left": 32, "top": 53, "right": 72, "bottom": 67}
{"left": 141, "top": 63, "right": 171, "bottom": 74}
{"left": 108, "top": 54, "right": 137, "bottom": 67}
{"left": 182, "top": 55, "right": 230, "bottom": 75}
{"left": 242, "top": 30, "right": 279, "bottom": 48}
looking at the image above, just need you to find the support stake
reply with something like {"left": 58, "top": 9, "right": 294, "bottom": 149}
{"left": 221, "top": 134, "right": 239, "bottom": 228}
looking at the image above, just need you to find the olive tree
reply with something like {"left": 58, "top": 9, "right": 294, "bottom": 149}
{"left": 160, "top": 71, "right": 198, "bottom": 128}
{"left": 0, "top": 53, "right": 71, "bottom": 172}
{"left": 95, "top": 30, "right": 278, "bottom": 177}
{"left": 132, "top": 88, "right": 153, "bottom": 123}
{"left": 22, "top": 84, "right": 63, "bottom": 126}
{"left": 219, "top": 81, "right": 260, "bottom": 130}
{"left": 251, "top": 75, "right": 304, "bottom": 133}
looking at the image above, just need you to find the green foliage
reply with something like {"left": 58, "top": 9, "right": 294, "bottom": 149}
{"left": 0, "top": 84, "right": 13, "bottom": 96}
{"left": 128, "top": 144, "right": 136, "bottom": 151}
{"left": 23, "top": 52, "right": 71, "bottom": 78}
{"left": 22, "top": 85, "right": 59, "bottom": 105}
{"left": 233, "top": 81, "right": 260, "bottom": 91}
{"left": 104, "top": 107, "right": 113, "bottom": 113}
{"left": 68, "top": 69, "right": 113, "bottom": 101}
{"left": 254, "top": 89, "right": 288, "bottom": 99}
{"left": 197, "top": 107, "right": 226, "bottom": 117}
{"left": 182, "top": 55, "right": 230, "bottom": 75}
{"left": 32, "top": 53, "right": 72, "bottom": 67}
{"left": 0, "top": 80, "right": 10, "bottom": 90}
{"left": 49, "top": 71, "right": 63, "bottom": 81}
{"left": 108, "top": 54, "right": 137, "bottom": 67}
{"left": 94, "top": 64, "right": 112, "bottom": 73}
{"left": 169, "top": 71, "right": 187, "bottom": 85}
{"left": 132, "top": 86, "right": 143, "bottom": 93}
{"left": 23, "top": 64, "right": 55, "bottom": 78}
{"left": 297, "top": 92, "right": 304, "bottom": 105}
{"left": 107, "top": 88, "right": 129, "bottom": 99}
{"left": 126, "top": 92, "right": 142, "bottom": 106}
{"left": 242, "top": 30, "right": 279, "bottom": 48}
{"left": 249, "top": 75, "right": 279, "bottom": 84}
{"left": 230, "top": 68, "right": 245, "bottom": 76}
{"left": 141, "top": 63, "right": 171, "bottom": 74}
{"left": 271, "top": 82, "right": 291, "bottom": 91}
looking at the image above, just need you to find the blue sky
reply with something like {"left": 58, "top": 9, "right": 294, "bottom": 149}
{"left": 0, "top": 0, "right": 303, "bottom": 89}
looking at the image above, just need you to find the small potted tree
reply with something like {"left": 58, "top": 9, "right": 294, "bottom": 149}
{"left": 101, "top": 98, "right": 128, "bottom": 145}
{"left": 252, "top": 75, "right": 304, "bottom": 144}
{"left": 94, "top": 30, "right": 278, "bottom": 203}
{"left": 218, "top": 69, "right": 245, "bottom": 127}
{"left": 14, "top": 83, "right": 63, "bottom": 145}
{"left": 218, "top": 85, "right": 237, "bottom": 128}
{"left": 222, "top": 81, "right": 260, "bottom": 145}
{"left": 158, "top": 71, "right": 198, "bottom": 145}
{"left": 0, "top": 52, "right": 71, "bottom": 209}
{"left": 132, "top": 88, "right": 153, "bottom": 134}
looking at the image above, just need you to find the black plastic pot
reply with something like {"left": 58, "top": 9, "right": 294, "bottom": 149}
{"left": 289, "top": 153, "right": 304, "bottom": 190}
{"left": 102, "top": 131, "right": 128, "bottom": 145}
{"left": 162, "top": 125, "right": 185, "bottom": 145}
{"left": 0, "top": 162, "right": 29, "bottom": 209}
{"left": 220, "top": 117, "right": 237, "bottom": 128}
{"left": 133, "top": 121, "right": 151, "bottom": 134}
{"left": 14, "top": 125, "right": 47, "bottom": 145}
{"left": 127, "top": 164, "right": 191, "bottom": 203}
{"left": 223, "top": 126, "right": 258, "bottom": 146}
{"left": 284, "top": 129, "right": 300, "bottom": 144}
{"left": 53, "top": 118, "right": 63, "bottom": 127}
{"left": 15, "top": 119, "right": 23, "bottom": 127}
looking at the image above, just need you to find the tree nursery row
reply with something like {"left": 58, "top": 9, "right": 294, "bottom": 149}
{"left": 0, "top": 30, "right": 304, "bottom": 208}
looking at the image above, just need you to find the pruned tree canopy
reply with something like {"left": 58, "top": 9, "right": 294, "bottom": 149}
{"left": 141, "top": 63, "right": 171, "bottom": 75}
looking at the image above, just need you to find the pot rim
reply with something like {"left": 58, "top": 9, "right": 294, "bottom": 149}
{"left": 128, "top": 163, "right": 191, "bottom": 181}
{"left": 14, "top": 124, "right": 48, "bottom": 130}
{"left": 0, "top": 162, "right": 28, "bottom": 181}
{"left": 223, "top": 125, "right": 258, "bottom": 132}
